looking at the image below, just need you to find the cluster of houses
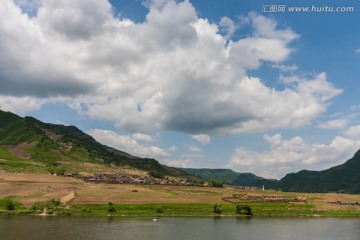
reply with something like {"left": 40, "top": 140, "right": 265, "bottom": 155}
{"left": 81, "top": 173, "right": 207, "bottom": 186}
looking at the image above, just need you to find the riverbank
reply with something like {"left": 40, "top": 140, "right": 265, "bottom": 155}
{"left": 2, "top": 202, "right": 360, "bottom": 218}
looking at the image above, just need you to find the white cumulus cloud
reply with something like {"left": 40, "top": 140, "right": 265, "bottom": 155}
{"left": 229, "top": 133, "right": 360, "bottom": 179}
{"left": 0, "top": 0, "right": 342, "bottom": 136}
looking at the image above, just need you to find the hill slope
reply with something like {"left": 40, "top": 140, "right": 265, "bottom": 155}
{"left": 279, "top": 150, "right": 360, "bottom": 194}
{"left": 0, "top": 110, "right": 187, "bottom": 176}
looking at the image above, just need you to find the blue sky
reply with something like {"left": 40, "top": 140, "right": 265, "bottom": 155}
{"left": 1, "top": 0, "right": 360, "bottom": 178}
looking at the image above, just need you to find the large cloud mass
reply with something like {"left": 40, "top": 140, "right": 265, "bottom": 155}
{"left": 0, "top": 0, "right": 342, "bottom": 135}
{"left": 229, "top": 133, "right": 360, "bottom": 178}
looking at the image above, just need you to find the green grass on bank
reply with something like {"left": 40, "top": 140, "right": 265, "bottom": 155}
{"left": 2, "top": 198, "right": 360, "bottom": 217}
{"left": 71, "top": 202, "right": 360, "bottom": 217}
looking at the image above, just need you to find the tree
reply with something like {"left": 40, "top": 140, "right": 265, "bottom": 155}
{"left": 5, "top": 199, "right": 15, "bottom": 211}
{"left": 209, "top": 180, "right": 223, "bottom": 188}
{"left": 155, "top": 206, "right": 163, "bottom": 213}
{"left": 235, "top": 204, "right": 252, "bottom": 216}
{"left": 108, "top": 202, "right": 115, "bottom": 213}
{"left": 148, "top": 170, "right": 165, "bottom": 179}
{"left": 213, "top": 203, "right": 222, "bottom": 214}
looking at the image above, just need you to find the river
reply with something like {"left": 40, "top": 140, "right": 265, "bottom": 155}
{"left": 0, "top": 216, "right": 359, "bottom": 240}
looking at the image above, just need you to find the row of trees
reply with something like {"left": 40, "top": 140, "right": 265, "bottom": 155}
{"left": 213, "top": 203, "right": 253, "bottom": 216}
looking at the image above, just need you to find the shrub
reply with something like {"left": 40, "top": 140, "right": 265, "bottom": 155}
{"left": 46, "top": 209, "right": 55, "bottom": 215}
{"left": 47, "top": 198, "right": 61, "bottom": 207}
{"left": 148, "top": 170, "right": 165, "bottom": 179}
{"left": 213, "top": 203, "right": 222, "bottom": 214}
{"left": 209, "top": 180, "right": 223, "bottom": 188}
{"left": 235, "top": 204, "right": 253, "bottom": 216}
{"left": 155, "top": 206, "right": 163, "bottom": 213}
{"left": 4, "top": 199, "right": 15, "bottom": 211}
{"left": 47, "top": 167, "right": 66, "bottom": 175}
{"left": 81, "top": 207, "right": 92, "bottom": 213}
{"left": 108, "top": 202, "right": 116, "bottom": 213}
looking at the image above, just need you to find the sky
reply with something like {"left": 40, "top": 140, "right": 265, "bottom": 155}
{"left": 1, "top": 0, "right": 360, "bottom": 179}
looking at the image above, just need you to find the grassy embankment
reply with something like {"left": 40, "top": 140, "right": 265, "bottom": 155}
{"left": 1, "top": 172, "right": 360, "bottom": 217}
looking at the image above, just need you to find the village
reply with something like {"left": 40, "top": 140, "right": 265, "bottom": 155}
{"left": 79, "top": 173, "right": 272, "bottom": 190}
{"left": 80, "top": 173, "right": 209, "bottom": 186}
{"left": 77, "top": 173, "right": 302, "bottom": 203}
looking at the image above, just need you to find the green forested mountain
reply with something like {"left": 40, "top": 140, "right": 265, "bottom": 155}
{"left": 182, "top": 168, "right": 277, "bottom": 188}
{"left": 278, "top": 150, "right": 360, "bottom": 194}
{"left": 182, "top": 168, "right": 241, "bottom": 184}
{"left": 0, "top": 110, "right": 186, "bottom": 176}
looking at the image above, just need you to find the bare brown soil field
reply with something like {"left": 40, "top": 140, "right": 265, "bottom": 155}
{"left": 1, "top": 172, "right": 360, "bottom": 212}
{"left": 72, "top": 184, "right": 237, "bottom": 204}
{"left": 0, "top": 172, "right": 82, "bottom": 206}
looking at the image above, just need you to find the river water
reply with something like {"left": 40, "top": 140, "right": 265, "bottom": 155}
{"left": 0, "top": 216, "right": 359, "bottom": 240}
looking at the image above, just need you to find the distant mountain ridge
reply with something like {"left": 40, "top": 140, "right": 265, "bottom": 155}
{"left": 182, "top": 168, "right": 277, "bottom": 188}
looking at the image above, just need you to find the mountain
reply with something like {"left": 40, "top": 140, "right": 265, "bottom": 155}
{"left": 182, "top": 168, "right": 241, "bottom": 184}
{"left": 0, "top": 109, "right": 188, "bottom": 177}
{"left": 278, "top": 150, "right": 360, "bottom": 194}
{"left": 184, "top": 150, "right": 360, "bottom": 194}
{"left": 232, "top": 173, "right": 278, "bottom": 189}
{"left": 182, "top": 168, "right": 277, "bottom": 188}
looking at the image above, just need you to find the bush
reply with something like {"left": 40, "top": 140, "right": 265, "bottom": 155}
{"left": 209, "top": 180, "right": 223, "bottom": 188}
{"left": 46, "top": 208, "right": 55, "bottom": 215}
{"left": 47, "top": 167, "right": 66, "bottom": 175}
{"left": 108, "top": 202, "right": 116, "bottom": 213}
{"left": 5, "top": 199, "right": 15, "bottom": 211}
{"left": 213, "top": 203, "right": 222, "bottom": 214}
{"left": 47, "top": 198, "right": 61, "bottom": 207}
{"left": 155, "top": 206, "right": 163, "bottom": 213}
{"left": 30, "top": 198, "right": 61, "bottom": 212}
{"left": 235, "top": 204, "right": 252, "bottom": 216}
{"left": 81, "top": 207, "right": 92, "bottom": 213}
{"left": 148, "top": 170, "right": 165, "bottom": 179}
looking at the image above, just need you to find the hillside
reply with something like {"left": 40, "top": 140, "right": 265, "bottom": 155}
{"left": 182, "top": 168, "right": 277, "bottom": 188}
{"left": 0, "top": 110, "right": 188, "bottom": 177}
{"left": 182, "top": 168, "right": 240, "bottom": 184}
{"left": 279, "top": 150, "right": 360, "bottom": 194}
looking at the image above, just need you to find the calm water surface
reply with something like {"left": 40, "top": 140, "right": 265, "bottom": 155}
{"left": 0, "top": 216, "right": 359, "bottom": 240}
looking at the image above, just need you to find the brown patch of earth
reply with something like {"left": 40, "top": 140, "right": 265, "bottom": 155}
{"left": 0, "top": 172, "right": 83, "bottom": 206}
{"left": 5, "top": 142, "right": 37, "bottom": 159}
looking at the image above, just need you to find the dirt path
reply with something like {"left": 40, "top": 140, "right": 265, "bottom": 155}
{"left": 61, "top": 191, "right": 76, "bottom": 204}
